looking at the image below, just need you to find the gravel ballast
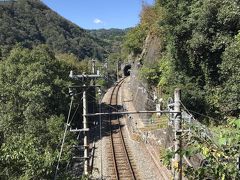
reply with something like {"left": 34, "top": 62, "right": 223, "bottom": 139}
{"left": 90, "top": 79, "right": 171, "bottom": 179}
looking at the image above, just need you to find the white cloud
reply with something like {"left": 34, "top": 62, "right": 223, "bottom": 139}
{"left": 93, "top": 18, "right": 103, "bottom": 24}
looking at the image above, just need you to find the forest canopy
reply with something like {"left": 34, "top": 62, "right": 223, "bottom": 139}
{"left": 122, "top": 0, "right": 240, "bottom": 178}
{"left": 124, "top": 0, "right": 240, "bottom": 119}
{"left": 0, "top": 45, "right": 86, "bottom": 178}
{"left": 0, "top": 0, "right": 108, "bottom": 60}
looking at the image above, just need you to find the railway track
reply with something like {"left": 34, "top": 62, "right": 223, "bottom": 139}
{"left": 104, "top": 78, "right": 139, "bottom": 180}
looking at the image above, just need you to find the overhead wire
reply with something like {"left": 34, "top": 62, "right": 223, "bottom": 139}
{"left": 87, "top": 89, "right": 120, "bottom": 112}
{"left": 180, "top": 100, "right": 219, "bottom": 121}
{"left": 68, "top": 102, "right": 80, "bottom": 125}
{"left": 187, "top": 109, "right": 219, "bottom": 121}
{"left": 54, "top": 96, "right": 74, "bottom": 180}
{"left": 54, "top": 91, "right": 87, "bottom": 178}
{"left": 53, "top": 77, "right": 126, "bottom": 177}
{"left": 54, "top": 85, "right": 90, "bottom": 179}
{"left": 179, "top": 100, "right": 220, "bottom": 148}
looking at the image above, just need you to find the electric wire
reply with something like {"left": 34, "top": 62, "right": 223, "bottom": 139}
{"left": 53, "top": 89, "right": 86, "bottom": 177}
{"left": 188, "top": 109, "right": 219, "bottom": 121}
{"left": 68, "top": 103, "right": 80, "bottom": 125}
{"left": 72, "top": 86, "right": 93, "bottom": 112}
{"left": 54, "top": 96, "right": 74, "bottom": 180}
{"left": 57, "top": 77, "right": 172, "bottom": 177}
{"left": 87, "top": 88, "right": 120, "bottom": 112}
{"left": 180, "top": 100, "right": 219, "bottom": 121}
{"left": 179, "top": 101, "right": 220, "bottom": 148}
{"left": 179, "top": 101, "right": 193, "bottom": 117}
{"left": 54, "top": 99, "right": 82, "bottom": 176}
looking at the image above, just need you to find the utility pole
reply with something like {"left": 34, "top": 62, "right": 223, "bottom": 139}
{"left": 98, "top": 88, "right": 103, "bottom": 179}
{"left": 82, "top": 85, "right": 88, "bottom": 175}
{"left": 92, "top": 59, "right": 96, "bottom": 76}
{"left": 116, "top": 59, "right": 119, "bottom": 81}
{"left": 69, "top": 71, "right": 101, "bottom": 176}
{"left": 91, "top": 59, "right": 96, "bottom": 116}
{"left": 173, "top": 88, "right": 182, "bottom": 180}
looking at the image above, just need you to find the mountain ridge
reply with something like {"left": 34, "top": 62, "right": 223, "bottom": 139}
{"left": 0, "top": 0, "right": 108, "bottom": 60}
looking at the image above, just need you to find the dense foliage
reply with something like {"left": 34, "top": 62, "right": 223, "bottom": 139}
{"left": 0, "top": 0, "right": 127, "bottom": 179}
{"left": 123, "top": 0, "right": 240, "bottom": 178}
{"left": 0, "top": 0, "right": 239, "bottom": 178}
{"left": 124, "top": 0, "right": 240, "bottom": 120}
{"left": 0, "top": 0, "right": 107, "bottom": 60}
{"left": 185, "top": 118, "right": 240, "bottom": 179}
{"left": 0, "top": 45, "right": 87, "bottom": 179}
{"left": 123, "top": 26, "right": 147, "bottom": 55}
{"left": 89, "top": 28, "right": 130, "bottom": 53}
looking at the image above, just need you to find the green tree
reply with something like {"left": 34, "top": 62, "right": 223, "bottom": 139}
{"left": 0, "top": 0, "right": 107, "bottom": 60}
{"left": 123, "top": 25, "right": 147, "bottom": 55}
{"left": 218, "top": 32, "right": 240, "bottom": 116}
{"left": 0, "top": 45, "right": 76, "bottom": 179}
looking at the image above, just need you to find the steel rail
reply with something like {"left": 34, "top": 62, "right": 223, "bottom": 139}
{"left": 109, "top": 78, "right": 136, "bottom": 180}
{"left": 109, "top": 79, "right": 121, "bottom": 180}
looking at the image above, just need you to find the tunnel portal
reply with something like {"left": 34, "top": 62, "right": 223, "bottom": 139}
{"left": 123, "top": 64, "right": 131, "bottom": 76}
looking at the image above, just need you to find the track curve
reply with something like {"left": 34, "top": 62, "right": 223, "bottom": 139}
{"left": 107, "top": 78, "right": 138, "bottom": 180}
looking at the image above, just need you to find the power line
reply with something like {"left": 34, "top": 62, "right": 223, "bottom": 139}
{"left": 68, "top": 103, "right": 80, "bottom": 125}
{"left": 87, "top": 92, "right": 120, "bottom": 112}
{"left": 188, "top": 109, "right": 219, "bottom": 121}
{"left": 179, "top": 101, "right": 220, "bottom": 149}
{"left": 180, "top": 101, "right": 219, "bottom": 121}
{"left": 54, "top": 96, "right": 74, "bottom": 180}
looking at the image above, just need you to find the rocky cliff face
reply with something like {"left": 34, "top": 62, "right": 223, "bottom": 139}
{"left": 127, "top": 33, "right": 162, "bottom": 66}
{"left": 127, "top": 31, "right": 204, "bottom": 169}
{"left": 127, "top": 32, "right": 163, "bottom": 121}
{"left": 140, "top": 34, "right": 162, "bottom": 64}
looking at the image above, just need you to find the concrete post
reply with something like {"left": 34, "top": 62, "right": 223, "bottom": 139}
{"left": 83, "top": 86, "right": 88, "bottom": 175}
{"left": 91, "top": 59, "right": 96, "bottom": 114}
{"left": 98, "top": 88, "right": 103, "bottom": 179}
{"left": 92, "top": 59, "right": 96, "bottom": 74}
{"left": 174, "top": 88, "right": 182, "bottom": 180}
{"left": 116, "top": 59, "right": 119, "bottom": 81}
{"left": 69, "top": 71, "right": 102, "bottom": 176}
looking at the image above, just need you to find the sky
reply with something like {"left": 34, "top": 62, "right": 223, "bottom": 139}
{"left": 41, "top": 0, "right": 155, "bottom": 30}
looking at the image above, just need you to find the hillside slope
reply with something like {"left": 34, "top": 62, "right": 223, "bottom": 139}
{"left": 123, "top": 1, "right": 240, "bottom": 179}
{"left": 0, "top": 0, "right": 108, "bottom": 59}
{"left": 89, "top": 28, "right": 130, "bottom": 53}
{"left": 124, "top": 0, "right": 240, "bottom": 118}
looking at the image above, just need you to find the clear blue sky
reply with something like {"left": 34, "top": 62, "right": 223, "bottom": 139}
{"left": 41, "top": 0, "right": 155, "bottom": 29}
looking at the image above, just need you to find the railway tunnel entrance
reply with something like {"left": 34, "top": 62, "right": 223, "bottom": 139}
{"left": 123, "top": 64, "right": 131, "bottom": 76}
